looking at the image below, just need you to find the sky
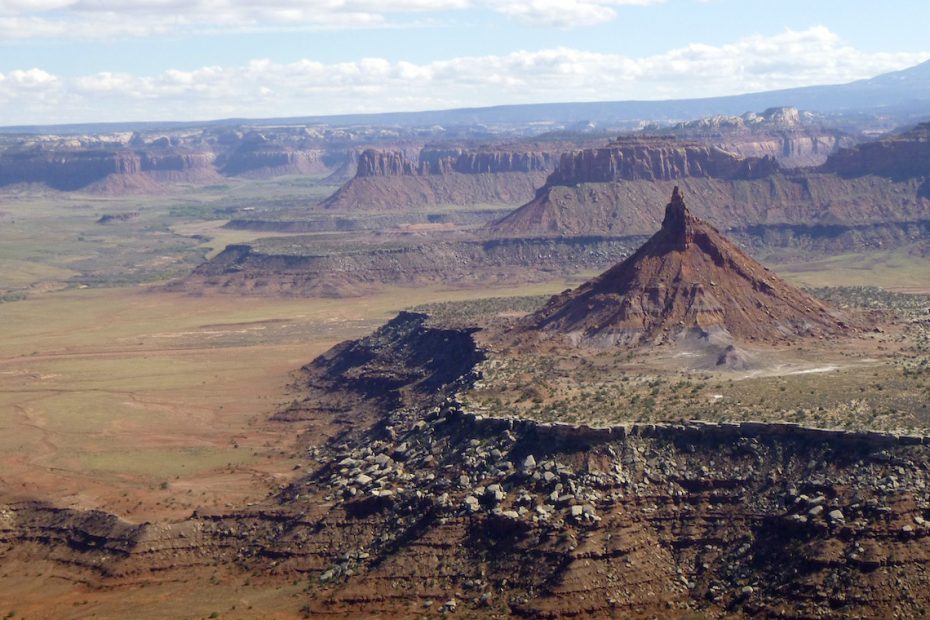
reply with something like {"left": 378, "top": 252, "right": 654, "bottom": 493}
{"left": 0, "top": 0, "right": 928, "bottom": 126}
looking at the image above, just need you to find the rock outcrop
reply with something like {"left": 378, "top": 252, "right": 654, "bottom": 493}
{"left": 0, "top": 128, "right": 355, "bottom": 192}
{"left": 138, "top": 150, "right": 219, "bottom": 183}
{"left": 526, "top": 188, "right": 853, "bottom": 346}
{"left": 419, "top": 148, "right": 555, "bottom": 175}
{"left": 547, "top": 139, "right": 779, "bottom": 185}
{"left": 821, "top": 121, "right": 930, "bottom": 179}
{"left": 720, "top": 132, "right": 847, "bottom": 168}
{"left": 0, "top": 147, "right": 221, "bottom": 192}
{"left": 178, "top": 235, "right": 639, "bottom": 298}
{"left": 354, "top": 149, "right": 420, "bottom": 177}
{"left": 0, "top": 149, "right": 142, "bottom": 191}
{"left": 320, "top": 146, "right": 557, "bottom": 210}
{"left": 648, "top": 107, "right": 853, "bottom": 168}
{"left": 353, "top": 148, "right": 555, "bottom": 178}
{"left": 4, "top": 309, "right": 930, "bottom": 619}
{"left": 219, "top": 143, "right": 335, "bottom": 178}
{"left": 490, "top": 129, "right": 930, "bottom": 237}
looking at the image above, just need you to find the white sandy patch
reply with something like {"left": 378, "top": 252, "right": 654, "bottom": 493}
{"left": 785, "top": 365, "right": 839, "bottom": 376}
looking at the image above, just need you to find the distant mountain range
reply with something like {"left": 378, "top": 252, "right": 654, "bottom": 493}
{"left": 3, "top": 60, "right": 930, "bottom": 135}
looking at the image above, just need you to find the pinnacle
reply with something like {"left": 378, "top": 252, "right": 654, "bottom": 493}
{"left": 528, "top": 186, "right": 852, "bottom": 345}
{"left": 661, "top": 186, "right": 694, "bottom": 248}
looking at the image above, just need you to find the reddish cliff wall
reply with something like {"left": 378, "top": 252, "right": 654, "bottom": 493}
{"left": 548, "top": 142, "right": 779, "bottom": 185}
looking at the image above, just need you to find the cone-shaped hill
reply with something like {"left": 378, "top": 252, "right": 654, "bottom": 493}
{"left": 526, "top": 187, "right": 855, "bottom": 347}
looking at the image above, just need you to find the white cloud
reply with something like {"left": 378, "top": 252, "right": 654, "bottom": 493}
{"left": 496, "top": 0, "right": 663, "bottom": 28}
{"left": 0, "top": 0, "right": 663, "bottom": 38}
{"left": 0, "top": 27, "right": 927, "bottom": 124}
{"left": 7, "top": 67, "right": 56, "bottom": 86}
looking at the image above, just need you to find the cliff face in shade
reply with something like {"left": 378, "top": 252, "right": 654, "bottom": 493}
{"left": 0, "top": 147, "right": 221, "bottom": 191}
{"left": 0, "top": 127, "right": 355, "bottom": 192}
{"left": 320, "top": 147, "right": 558, "bottom": 209}
{"left": 526, "top": 188, "right": 853, "bottom": 346}
{"left": 490, "top": 174, "right": 930, "bottom": 237}
{"left": 138, "top": 150, "right": 220, "bottom": 183}
{"left": 220, "top": 145, "right": 335, "bottom": 178}
{"left": 0, "top": 149, "right": 142, "bottom": 191}
{"left": 490, "top": 130, "right": 930, "bottom": 237}
{"left": 820, "top": 122, "right": 930, "bottom": 179}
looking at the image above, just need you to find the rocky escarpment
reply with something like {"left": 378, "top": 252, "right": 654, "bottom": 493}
{"left": 647, "top": 107, "right": 854, "bottom": 168}
{"left": 178, "top": 235, "right": 640, "bottom": 297}
{"left": 10, "top": 407, "right": 930, "bottom": 618}
{"left": 490, "top": 173, "right": 930, "bottom": 237}
{"left": 222, "top": 206, "right": 513, "bottom": 234}
{"left": 355, "top": 148, "right": 555, "bottom": 178}
{"left": 0, "top": 147, "right": 220, "bottom": 192}
{"left": 733, "top": 219, "right": 930, "bottom": 254}
{"left": 320, "top": 147, "right": 557, "bottom": 210}
{"left": 821, "top": 121, "right": 930, "bottom": 179}
{"left": 217, "top": 131, "right": 342, "bottom": 178}
{"left": 309, "top": 311, "right": 484, "bottom": 395}
{"left": 0, "top": 128, "right": 355, "bottom": 192}
{"left": 265, "top": 395, "right": 930, "bottom": 618}
{"left": 272, "top": 311, "right": 485, "bottom": 430}
{"left": 0, "top": 149, "right": 142, "bottom": 191}
{"left": 7, "top": 408, "right": 930, "bottom": 618}
{"left": 490, "top": 131, "right": 930, "bottom": 237}
{"left": 138, "top": 150, "right": 219, "bottom": 183}
{"left": 419, "top": 148, "right": 555, "bottom": 176}
{"left": 546, "top": 139, "right": 779, "bottom": 185}
{"left": 5, "top": 311, "right": 930, "bottom": 618}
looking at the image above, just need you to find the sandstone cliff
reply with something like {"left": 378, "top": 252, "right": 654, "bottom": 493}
{"left": 0, "top": 149, "right": 142, "bottom": 191}
{"left": 717, "top": 133, "right": 848, "bottom": 168}
{"left": 490, "top": 131, "right": 930, "bottom": 237}
{"left": 219, "top": 144, "right": 336, "bottom": 178}
{"left": 0, "top": 128, "right": 353, "bottom": 192}
{"left": 821, "top": 121, "right": 930, "bottom": 179}
{"left": 320, "top": 146, "right": 558, "bottom": 210}
{"left": 0, "top": 147, "right": 220, "bottom": 192}
{"left": 647, "top": 107, "right": 855, "bottom": 168}
{"left": 546, "top": 140, "right": 779, "bottom": 185}
{"left": 419, "top": 148, "right": 555, "bottom": 175}
{"left": 353, "top": 149, "right": 420, "bottom": 177}
{"left": 138, "top": 150, "right": 220, "bottom": 183}
{"left": 354, "top": 148, "right": 556, "bottom": 178}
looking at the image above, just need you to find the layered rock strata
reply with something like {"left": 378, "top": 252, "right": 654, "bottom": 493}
{"left": 4, "top": 312, "right": 930, "bottom": 618}
{"left": 320, "top": 147, "right": 558, "bottom": 210}
{"left": 490, "top": 130, "right": 930, "bottom": 237}
{"left": 526, "top": 188, "right": 853, "bottom": 345}
{"left": 179, "top": 235, "right": 640, "bottom": 297}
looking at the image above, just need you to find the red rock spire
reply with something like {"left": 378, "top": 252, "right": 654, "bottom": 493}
{"left": 527, "top": 185, "right": 854, "bottom": 345}
{"left": 661, "top": 186, "right": 694, "bottom": 249}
